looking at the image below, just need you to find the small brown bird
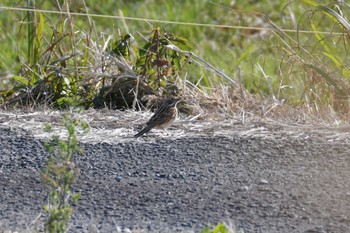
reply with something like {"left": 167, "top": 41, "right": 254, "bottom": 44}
{"left": 134, "top": 97, "right": 181, "bottom": 138}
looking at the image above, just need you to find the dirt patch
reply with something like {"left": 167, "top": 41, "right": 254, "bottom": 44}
{"left": 0, "top": 109, "right": 350, "bottom": 232}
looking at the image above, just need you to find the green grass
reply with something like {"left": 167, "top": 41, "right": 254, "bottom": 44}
{"left": 1, "top": 0, "right": 350, "bottom": 117}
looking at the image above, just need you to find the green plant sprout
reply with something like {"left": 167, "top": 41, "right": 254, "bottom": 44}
{"left": 41, "top": 113, "right": 89, "bottom": 233}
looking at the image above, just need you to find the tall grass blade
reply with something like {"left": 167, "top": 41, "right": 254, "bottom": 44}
{"left": 27, "top": 0, "right": 35, "bottom": 65}
{"left": 303, "top": 63, "right": 346, "bottom": 97}
{"left": 34, "top": 12, "right": 44, "bottom": 64}
{"left": 315, "top": 5, "right": 350, "bottom": 32}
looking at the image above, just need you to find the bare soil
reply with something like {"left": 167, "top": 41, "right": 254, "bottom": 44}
{"left": 0, "top": 109, "right": 350, "bottom": 233}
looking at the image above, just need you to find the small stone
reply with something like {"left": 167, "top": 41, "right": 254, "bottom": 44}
{"left": 239, "top": 185, "right": 249, "bottom": 191}
{"left": 259, "top": 179, "right": 269, "bottom": 184}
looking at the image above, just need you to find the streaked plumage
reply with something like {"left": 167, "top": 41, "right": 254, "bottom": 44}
{"left": 134, "top": 97, "right": 181, "bottom": 138}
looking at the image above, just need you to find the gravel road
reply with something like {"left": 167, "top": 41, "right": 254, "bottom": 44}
{"left": 0, "top": 110, "right": 350, "bottom": 233}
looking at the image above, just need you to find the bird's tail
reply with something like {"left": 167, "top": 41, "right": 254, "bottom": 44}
{"left": 134, "top": 126, "right": 152, "bottom": 138}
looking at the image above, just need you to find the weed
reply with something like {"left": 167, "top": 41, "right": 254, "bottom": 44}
{"left": 200, "top": 222, "right": 240, "bottom": 233}
{"left": 41, "top": 113, "right": 89, "bottom": 232}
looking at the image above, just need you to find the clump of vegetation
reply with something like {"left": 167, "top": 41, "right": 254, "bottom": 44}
{"left": 0, "top": 0, "right": 193, "bottom": 110}
{"left": 1, "top": 1, "right": 350, "bottom": 119}
{"left": 41, "top": 113, "right": 89, "bottom": 232}
{"left": 94, "top": 27, "right": 192, "bottom": 110}
{"left": 200, "top": 222, "right": 242, "bottom": 233}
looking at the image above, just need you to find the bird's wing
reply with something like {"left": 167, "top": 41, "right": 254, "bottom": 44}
{"left": 146, "top": 104, "right": 174, "bottom": 127}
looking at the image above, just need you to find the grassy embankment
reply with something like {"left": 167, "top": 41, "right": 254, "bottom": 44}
{"left": 0, "top": 1, "right": 349, "bottom": 121}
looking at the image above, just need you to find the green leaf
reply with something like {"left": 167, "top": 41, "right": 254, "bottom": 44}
{"left": 56, "top": 97, "right": 65, "bottom": 106}
{"left": 315, "top": 5, "right": 350, "bottom": 31}
{"left": 43, "top": 205, "right": 50, "bottom": 212}
{"left": 11, "top": 76, "right": 29, "bottom": 86}
{"left": 44, "top": 123, "right": 53, "bottom": 133}
{"left": 200, "top": 223, "right": 228, "bottom": 233}
{"left": 80, "top": 120, "right": 90, "bottom": 132}
{"left": 139, "top": 42, "right": 152, "bottom": 57}
{"left": 72, "top": 193, "right": 81, "bottom": 204}
{"left": 0, "top": 89, "right": 14, "bottom": 98}
{"left": 200, "top": 226, "right": 210, "bottom": 233}
{"left": 66, "top": 124, "right": 75, "bottom": 136}
{"left": 34, "top": 12, "right": 44, "bottom": 63}
{"left": 235, "top": 44, "right": 255, "bottom": 67}
{"left": 171, "top": 35, "right": 192, "bottom": 50}
{"left": 36, "top": 12, "right": 44, "bottom": 39}
{"left": 211, "top": 223, "right": 228, "bottom": 233}
{"left": 300, "top": 0, "right": 318, "bottom": 6}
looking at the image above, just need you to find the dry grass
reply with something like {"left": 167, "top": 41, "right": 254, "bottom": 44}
{"left": 2, "top": 2, "right": 350, "bottom": 127}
